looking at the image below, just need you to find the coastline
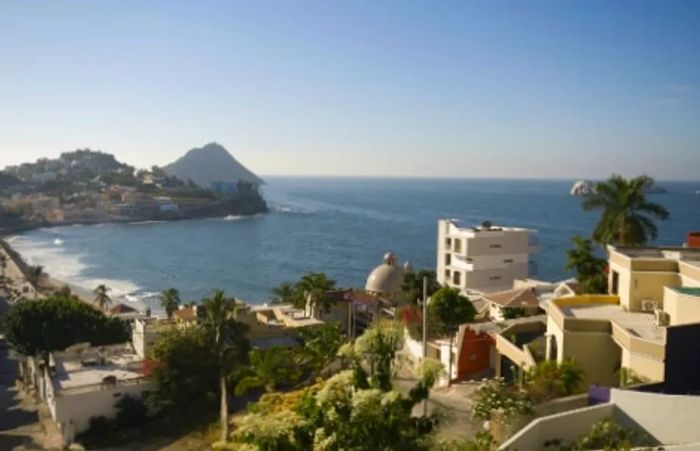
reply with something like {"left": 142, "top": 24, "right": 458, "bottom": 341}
{"left": 0, "top": 238, "right": 96, "bottom": 306}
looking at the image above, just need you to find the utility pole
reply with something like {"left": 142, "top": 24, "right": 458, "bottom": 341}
{"left": 421, "top": 276, "right": 428, "bottom": 417}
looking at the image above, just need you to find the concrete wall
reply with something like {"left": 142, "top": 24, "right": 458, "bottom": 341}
{"left": 610, "top": 389, "right": 700, "bottom": 445}
{"left": 499, "top": 403, "right": 614, "bottom": 451}
{"left": 562, "top": 329, "right": 620, "bottom": 387}
{"left": 620, "top": 348, "right": 664, "bottom": 382}
{"left": 49, "top": 380, "right": 154, "bottom": 445}
{"left": 664, "top": 287, "right": 700, "bottom": 326}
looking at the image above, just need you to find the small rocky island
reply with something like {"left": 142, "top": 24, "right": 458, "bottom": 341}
{"left": 0, "top": 143, "right": 267, "bottom": 233}
{"left": 570, "top": 179, "right": 596, "bottom": 196}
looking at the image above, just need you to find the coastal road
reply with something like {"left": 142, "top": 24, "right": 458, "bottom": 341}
{"left": 0, "top": 295, "right": 44, "bottom": 450}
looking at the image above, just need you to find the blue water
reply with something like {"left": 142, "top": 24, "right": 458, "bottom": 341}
{"left": 10, "top": 178, "right": 700, "bottom": 311}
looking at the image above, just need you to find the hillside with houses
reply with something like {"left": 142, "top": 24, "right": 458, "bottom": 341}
{"left": 0, "top": 146, "right": 267, "bottom": 233}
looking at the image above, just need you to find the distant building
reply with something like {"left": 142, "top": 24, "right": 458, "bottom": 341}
{"left": 436, "top": 219, "right": 539, "bottom": 294}
{"left": 153, "top": 196, "right": 178, "bottom": 212}
{"left": 687, "top": 231, "right": 700, "bottom": 249}
{"left": 210, "top": 181, "right": 239, "bottom": 194}
{"left": 32, "top": 343, "right": 152, "bottom": 446}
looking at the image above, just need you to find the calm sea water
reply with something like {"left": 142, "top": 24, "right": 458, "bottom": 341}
{"left": 9, "top": 178, "right": 700, "bottom": 311}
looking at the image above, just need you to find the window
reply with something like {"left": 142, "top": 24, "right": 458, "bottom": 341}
{"left": 489, "top": 276, "right": 502, "bottom": 281}
{"left": 503, "top": 259, "right": 514, "bottom": 263}
{"left": 445, "top": 269, "right": 450, "bottom": 279}
{"left": 454, "top": 239, "right": 462, "bottom": 253}
{"left": 489, "top": 244, "right": 502, "bottom": 249}
{"left": 611, "top": 271, "right": 619, "bottom": 294}
{"left": 445, "top": 254, "right": 451, "bottom": 265}
{"left": 445, "top": 238, "right": 452, "bottom": 247}
{"left": 453, "top": 271, "right": 462, "bottom": 286}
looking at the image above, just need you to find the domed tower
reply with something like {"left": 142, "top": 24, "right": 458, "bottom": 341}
{"left": 365, "top": 252, "right": 406, "bottom": 300}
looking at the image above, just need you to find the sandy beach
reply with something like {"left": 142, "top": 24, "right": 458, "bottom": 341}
{"left": 0, "top": 240, "right": 95, "bottom": 306}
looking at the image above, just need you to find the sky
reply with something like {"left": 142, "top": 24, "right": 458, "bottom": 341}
{"left": 1, "top": 1, "right": 699, "bottom": 179}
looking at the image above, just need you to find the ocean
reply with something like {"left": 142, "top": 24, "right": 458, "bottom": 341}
{"left": 9, "top": 178, "right": 700, "bottom": 312}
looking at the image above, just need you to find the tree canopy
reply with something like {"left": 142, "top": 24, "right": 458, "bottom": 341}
{"left": 582, "top": 175, "right": 669, "bottom": 246}
{"left": 2, "top": 295, "right": 130, "bottom": 355}
{"left": 565, "top": 236, "right": 608, "bottom": 294}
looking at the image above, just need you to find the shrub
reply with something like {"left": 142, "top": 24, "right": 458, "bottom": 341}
{"left": 471, "top": 378, "right": 533, "bottom": 421}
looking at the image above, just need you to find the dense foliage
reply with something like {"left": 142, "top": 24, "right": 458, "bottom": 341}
{"left": 2, "top": 295, "right": 130, "bottom": 355}
{"left": 271, "top": 272, "right": 338, "bottom": 314}
{"left": 232, "top": 321, "right": 444, "bottom": 450}
{"left": 525, "top": 359, "right": 584, "bottom": 402}
{"left": 582, "top": 175, "right": 669, "bottom": 246}
{"left": 148, "top": 326, "right": 220, "bottom": 413}
{"left": 565, "top": 236, "right": 608, "bottom": 294}
{"left": 399, "top": 269, "right": 439, "bottom": 305}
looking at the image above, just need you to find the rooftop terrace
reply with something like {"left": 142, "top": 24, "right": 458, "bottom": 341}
{"left": 50, "top": 345, "right": 148, "bottom": 394}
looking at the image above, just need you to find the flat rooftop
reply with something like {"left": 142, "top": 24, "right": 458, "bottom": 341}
{"left": 611, "top": 246, "right": 700, "bottom": 261}
{"left": 52, "top": 349, "right": 147, "bottom": 393}
{"left": 446, "top": 219, "right": 534, "bottom": 234}
{"left": 560, "top": 303, "right": 663, "bottom": 343}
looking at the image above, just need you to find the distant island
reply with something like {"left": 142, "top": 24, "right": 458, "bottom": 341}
{"left": 0, "top": 143, "right": 267, "bottom": 234}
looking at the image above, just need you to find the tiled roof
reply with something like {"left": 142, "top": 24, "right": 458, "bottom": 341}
{"left": 484, "top": 287, "right": 539, "bottom": 308}
{"left": 173, "top": 307, "right": 197, "bottom": 321}
{"left": 109, "top": 303, "right": 137, "bottom": 314}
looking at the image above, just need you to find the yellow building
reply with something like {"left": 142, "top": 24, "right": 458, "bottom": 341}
{"left": 542, "top": 246, "right": 700, "bottom": 389}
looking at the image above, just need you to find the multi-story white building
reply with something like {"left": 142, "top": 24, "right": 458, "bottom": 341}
{"left": 436, "top": 219, "right": 539, "bottom": 294}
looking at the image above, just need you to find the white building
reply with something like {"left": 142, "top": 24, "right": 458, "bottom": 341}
{"left": 436, "top": 219, "right": 539, "bottom": 294}
{"left": 36, "top": 343, "right": 153, "bottom": 445}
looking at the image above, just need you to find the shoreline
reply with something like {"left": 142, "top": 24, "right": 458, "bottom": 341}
{"left": 0, "top": 207, "right": 269, "bottom": 239}
{"left": 1, "top": 238, "right": 98, "bottom": 307}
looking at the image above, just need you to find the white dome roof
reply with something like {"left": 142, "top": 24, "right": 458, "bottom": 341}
{"left": 365, "top": 252, "right": 405, "bottom": 296}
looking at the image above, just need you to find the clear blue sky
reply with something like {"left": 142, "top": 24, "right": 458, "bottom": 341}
{"left": 1, "top": 1, "right": 699, "bottom": 179}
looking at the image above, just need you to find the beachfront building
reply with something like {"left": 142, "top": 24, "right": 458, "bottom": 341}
{"left": 541, "top": 245, "right": 700, "bottom": 389}
{"left": 34, "top": 343, "right": 153, "bottom": 446}
{"left": 436, "top": 219, "right": 539, "bottom": 294}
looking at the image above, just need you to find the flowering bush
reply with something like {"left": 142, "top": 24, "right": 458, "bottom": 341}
{"left": 471, "top": 378, "right": 533, "bottom": 421}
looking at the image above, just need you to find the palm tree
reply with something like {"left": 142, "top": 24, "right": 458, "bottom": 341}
{"left": 270, "top": 282, "right": 297, "bottom": 305}
{"left": 234, "top": 348, "right": 300, "bottom": 395}
{"left": 202, "top": 290, "right": 250, "bottom": 443}
{"left": 160, "top": 288, "right": 181, "bottom": 319}
{"left": 582, "top": 175, "right": 670, "bottom": 246}
{"left": 93, "top": 284, "right": 112, "bottom": 310}
{"left": 297, "top": 272, "right": 337, "bottom": 318}
{"left": 25, "top": 265, "right": 43, "bottom": 287}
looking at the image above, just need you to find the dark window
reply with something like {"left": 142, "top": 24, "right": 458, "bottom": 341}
{"left": 611, "top": 271, "right": 619, "bottom": 294}
{"left": 503, "top": 259, "right": 514, "bottom": 263}
{"left": 489, "top": 244, "right": 502, "bottom": 248}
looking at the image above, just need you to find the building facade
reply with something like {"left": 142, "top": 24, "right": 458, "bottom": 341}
{"left": 436, "top": 219, "right": 538, "bottom": 294}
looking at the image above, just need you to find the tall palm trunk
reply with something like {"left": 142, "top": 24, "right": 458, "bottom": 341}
{"left": 447, "top": 334, "right": 454, "bottom": 387}
{"left": 220, "top": 371, "right": 229, "bottom": 442}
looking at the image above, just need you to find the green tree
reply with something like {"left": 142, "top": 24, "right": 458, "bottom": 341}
{"left": 114, "top": 395, "right": 148, "bottom": 429}
{"left": 202, "top": 290, "right": 250, "bottom": 443}
{"left": 233, "top": 324, "right": 444, "bottom": 450}
{"left": 429, "top": 286, "right": 476, "bottom": 386}
{"left": 235, "top": 348, "right": 301, "bottom": 395}
{"left": 296, "top": 272, "right": 337, "bottom": 317}
{"left": 582, "top": 175, "right": 669, "bottom": 246}
{"left": 270, "top": 282, "right": 298, "bottom": 305}
{"left": 2, "top": 295, "right": 129, "bottom": 355}
{"left": 296, "top": 322, "right": 344, "bottom": 373}
{"left": 159, "top": 288, "right": 181, "bottom": 319}
{"left": 526, "top": 359, "right": 584, "bottom": 402}
{"left": 343, "top": 320, "right": 405, "bottom": 391}
{"left": 93, "top": 284, "right": 112, "bottom": 310}
{"left": 399, "top": 269, "right": 439, "bottom": 305}
{"left": 565, "top": 236, "right": 608, "bottom": 294}
{"left": 148, "top": 326, "right": 219, "bottom": 413}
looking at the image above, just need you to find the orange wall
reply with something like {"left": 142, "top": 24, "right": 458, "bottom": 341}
{"left": 457, "top": 329, "right": 494, "bottom": 378}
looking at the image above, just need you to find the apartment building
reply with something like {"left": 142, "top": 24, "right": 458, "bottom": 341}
{"left": 436, "top": 219, "right": 539, "bottom": 294}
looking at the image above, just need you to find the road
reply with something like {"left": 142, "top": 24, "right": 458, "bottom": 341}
{"left": 0, "top": 295, "right": 44, "bottom": 450}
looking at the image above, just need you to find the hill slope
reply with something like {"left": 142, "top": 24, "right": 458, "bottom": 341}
{"left": 163, "top": 143, "right": 264, "bottom": 188}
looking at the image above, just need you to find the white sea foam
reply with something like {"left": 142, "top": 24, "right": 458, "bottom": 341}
{"left": 11, "top": 234, "right": 143, "bottom": 306}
